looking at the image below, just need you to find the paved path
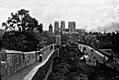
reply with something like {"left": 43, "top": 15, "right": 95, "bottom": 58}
{"left": 78, "top": 44, "right": 106, "bottom": 58}
{"left": 78, "top": 43, "right": 119, "bottom": 70}
{"left": 7, "top": 50, "right": 55, "bottom": 80}
{"left": 7, "top": 62, "right": 39, "bottom": 80}
{"left": 78, "top": 44, "right": 108, "bottom": 61}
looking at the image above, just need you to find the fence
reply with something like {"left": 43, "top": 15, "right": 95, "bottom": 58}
{"left": 0, "top": 44, "right": 55, "bottom": 80}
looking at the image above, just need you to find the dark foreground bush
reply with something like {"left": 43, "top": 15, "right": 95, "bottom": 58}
{"left": 2, "top": 31, "right": 39, "bottom": 52}
{"left": 48, "top": 45, "right": 119, "bottom": 80}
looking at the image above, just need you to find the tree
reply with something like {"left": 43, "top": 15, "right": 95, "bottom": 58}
{"left": 49, "top": 24, "right": 53, "bottom": 32}
{"left": 37, "top": 23, "right": 43, "bottom": 33}
{"left": 1, "top": 9, "right": 43, "bottom": 51}
{"left": 2, "top": 9, "right": 43, "bottom": 33}
{"left": 112, "top": 32, "right": 119, "bottom": 53}
{"left": 2, "top": 31, "right": 39, "bottom": 52}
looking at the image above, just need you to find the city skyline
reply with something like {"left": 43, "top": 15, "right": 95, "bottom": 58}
{"left": 1, "top": 0, "right": 119, "bottom": 32}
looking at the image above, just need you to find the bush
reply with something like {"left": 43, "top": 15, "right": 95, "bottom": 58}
{"left": 48, "top": 72, "right": 67, "bottom": 80}
{"left": 52, "top": 62, "right": 71, "bottom": 74}
{"left": 2, "top": 31, "right": 39, "bottom": 52}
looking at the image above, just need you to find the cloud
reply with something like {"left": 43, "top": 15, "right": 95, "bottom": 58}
{"left": 91, "top": 5, "right": 119, "bottom": 32}
{"left": 95, "top": 21, "right": 119, "bottom": 32}
{"left": 0, "top": 0, "right": 119, "bottom": 32}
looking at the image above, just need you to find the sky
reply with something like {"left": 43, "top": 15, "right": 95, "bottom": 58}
{"left": 1, "top": 0, "right": 119, "bottom": 32}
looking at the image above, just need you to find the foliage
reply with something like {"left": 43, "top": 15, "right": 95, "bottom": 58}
{"left": 112, "top": 32, "right": 119, "bottom": 53}
{"left": 61, "top": 34, "right": 68, "bottom": 44}
{"left": 48, "top": 44, "right": 118, "bottom": 80}
{"left": 1, "top": 9, "right": 44, "bottom": 51}
{"left": 32, "top": 49, "right": 57, "bottom": 80}
{"left": 52, "top": 62, "right": 70, "bottom": 74}
{"left": 2, "top": 31, "right": 39, "bottom": 51}
{"left": 2, "top": 9, "right": 43, "bottom": 33}
{"left": 48, "top": 72, "right": 67, "bottom": 80}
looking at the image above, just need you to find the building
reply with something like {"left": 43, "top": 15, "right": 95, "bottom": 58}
{"left": 56, "top": 35, "right": 61, "bottom": 45}
{"left": 61, "top": 21, "right": 65, "bottom": 31}
{"left": 54, "top": 21, "right": 59, "bottom": 33}
{"left": 68, "top": 21, "right": 76, "bottom": 33}
{"left": 49, "top": 24, "right": 53, "bottom": 32}
{"left": 48, "top": 35, "right": 61, "bottom": 45}
{"left": 62, "top": 29, "right": 70, "bottom": 34}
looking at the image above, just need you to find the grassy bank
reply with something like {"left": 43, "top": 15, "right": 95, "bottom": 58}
{"left": 32, "top": 50, "right": 58, "bottom": 80}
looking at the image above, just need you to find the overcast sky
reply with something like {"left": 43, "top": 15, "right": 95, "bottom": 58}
{"left": 0, "top": 0, "right": 119, "bottom": 31}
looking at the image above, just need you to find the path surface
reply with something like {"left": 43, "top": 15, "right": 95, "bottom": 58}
{"left": 7, "top": 62, "right": 39, "bottom": 80}
{"left": 7, "top": 50, "right": 55, "bottom": 80}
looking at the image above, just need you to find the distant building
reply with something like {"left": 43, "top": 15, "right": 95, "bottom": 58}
{"left": 68, "top": 21, "right": 76, "bottom": 33}
{"left": 48, "top": 35, "right": 61, "bottom": 45}
{"left": 62, "top": 29, "right": 78, "bottom": 34}
{"left": 54, "top": 21, "right": 59, "bottom": 33}
{"left": 61, "top": 21, "right": 65, "bottom": 31}
{"left": 49, "top": 24, "right": 53, "bottom": 32}
{"left": 75, "top": 29, "right": 86, "bottom": 34}
{"left": 62, "top": 29, "right": 70, "bottom": 34}
{"left": 56, "top": 35, "right": 61, "bottom": 45}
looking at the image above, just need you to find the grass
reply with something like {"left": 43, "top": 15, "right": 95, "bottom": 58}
{"left": 32, "top": 50, "right": 58, "bottom": 80}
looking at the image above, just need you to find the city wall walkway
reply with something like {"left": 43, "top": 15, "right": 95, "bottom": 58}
{"left": 5, "top": 43, "right": 119, "bottom": 80}
{"left": 78, "top": 43, "right": 119, "bottom": 70}
{"left": 7, "top": 62, "right": 39, "bottom": 80}
{"left": 23, "top": 50, "right": 55, "bottom": 80}
{"left": 0, "top": 44, "right": 56, "bottom": 80}
{"left": 7, "top": 50, "right": 55, "bottom": 80}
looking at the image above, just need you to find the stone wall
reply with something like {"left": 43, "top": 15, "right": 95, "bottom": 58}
{"left": 0, "top": 44, "right": 55, "bottom": 80}
{"left": 78, "top": 44, "right": 108, "bottom": 66}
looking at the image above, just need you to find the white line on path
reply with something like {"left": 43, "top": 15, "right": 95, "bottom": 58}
{"left": 23, "top": 50, "right": 55, "bottom": 80}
